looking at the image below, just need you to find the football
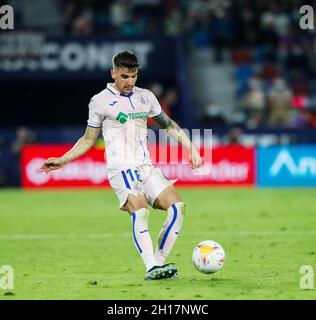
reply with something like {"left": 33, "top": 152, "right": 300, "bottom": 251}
{"left": 192, "top": 240, "right": 225, "bottom": 274}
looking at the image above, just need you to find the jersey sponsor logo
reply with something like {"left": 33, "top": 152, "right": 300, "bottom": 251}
{"left": 128, "top": 112, "right": 149, "bottom": 120}
{"left": 116, "top": 111, "right": 149, "bottom": 124}
{"left": 116, "top": 112, "right": 128, "bottom": 124}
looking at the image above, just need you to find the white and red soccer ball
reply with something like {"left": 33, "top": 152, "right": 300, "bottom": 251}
{"left": 192, "top": 240, "right": 225, "bottom": 274}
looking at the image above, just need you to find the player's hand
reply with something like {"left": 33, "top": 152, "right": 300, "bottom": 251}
{"left": 190, "top": 151, "right": 203, "bottom": 169}
{"left": 40, "top": 157, "right": 66, "bottom": 173}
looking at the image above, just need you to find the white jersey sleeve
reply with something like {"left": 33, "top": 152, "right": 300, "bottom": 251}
{"left": 146, "top": 90, "right": 162, "bottom": 118}
{"left": 87, "top": 97, "right": 105, "bottom": 128}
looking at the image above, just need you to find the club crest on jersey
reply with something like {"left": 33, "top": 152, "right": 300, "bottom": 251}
{"left": 139, "top": 95, "right": 147, "bottom": 104}
{"left": 133, "top": 181, "right": 142, "bottom": 192}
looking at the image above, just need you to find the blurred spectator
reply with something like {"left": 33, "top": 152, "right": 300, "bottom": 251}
{"left": 267, "top": 77, "right": 292, "bottom": 127}
{"left": 121, "top": 13, "right": 146, "bottom": 36}
{"left": 235, "top": 1, "right": 258, "bottom": 46}
{"left": 147, "top": 83, "right": 178, "bottom": 128}
{"left": 186, "top": 0, "right": 213, "bottom": 25}
{"left": 10, "top": 127, "right": 37, "bottom": 186}
{"left": 239, "top": 77, "right": 266, "bottom": 128}
{"left": 209, "top": 0, "right": 232, "bottom": 17}
{"left": 11, "top": 127, "right": 37, "bottom": 154}
{"left": 203, "top": 100, "right": 227, "bottom": 127}
{"left": 305, "top": 110, "right": 316, "bottom": 127}
{"left": 225, "top": 127, "right": 243, "bottom": 145}
{"left": 210, "top": 9, "right": 235, "bottom": 62}
{"left": 164, "top": 6, "right": 183, "bottom": 35}
{"left": 71, "top": 5, "right": 95, "bottom": 35}
{"left": 147, "top": 82, "right": 178, "bottom": 129}
{"left": 109, "top": 0, "right": 132, "bottom": 30}
{"left": 258, "top": 8, "right": 279, "bottom": 62}
{"left": 285, "top": 44, "right": 311, "bottom": 79}
{"left": 260, "top": 2, "right": 290, "bottom": 38}
{"left": 161, "top": 88, "right": 178, "bottom": 117}
{"left": 290, "top": 109, "right": 316, "bottom": 128}
{"left": 63, "top": 1, "right": 77, "bottom": 34}
{"left": 0, "top": 137, "right": 7, "bottom": 186}
{"left": 289, "top": 109, "right": 309, "bottom": 128}
{"left": 291, "top": 95, "right": 310, "bottom": 110}
{"left": 130, "top": 0, "right": 164, "bottom": 34}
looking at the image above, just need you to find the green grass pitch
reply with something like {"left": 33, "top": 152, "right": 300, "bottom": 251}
{"left": 0, "top": 188, "right": 315, "bottom": 300}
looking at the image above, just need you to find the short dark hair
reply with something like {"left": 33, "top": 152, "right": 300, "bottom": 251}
{"left": 112, "top": 50, "right": 140, "bottom": 69}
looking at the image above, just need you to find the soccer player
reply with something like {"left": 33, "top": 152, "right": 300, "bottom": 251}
{"left": 40, "top": 50, "right": 202, "bottom": 280}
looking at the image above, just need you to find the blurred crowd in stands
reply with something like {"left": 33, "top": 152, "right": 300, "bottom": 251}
{"left": 7, "top": 0, "right": 316, "bottom": 129}
{"left": 229, "top": 0, "right": 316, "bottom": 129}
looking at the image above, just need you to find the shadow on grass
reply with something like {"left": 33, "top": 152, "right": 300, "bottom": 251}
{"left": 142, "top": 277, "right": 240, "bottom": 287}
{"left": 188, "top": 277, "right": 239, "bottom": 284}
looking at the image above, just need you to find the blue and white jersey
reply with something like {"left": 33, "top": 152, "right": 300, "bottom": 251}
{"left": 87, "top": 83, "right": 162, "bottom": 175}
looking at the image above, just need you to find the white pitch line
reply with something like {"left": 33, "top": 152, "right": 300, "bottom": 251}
{"left": 0, "top": 232, "right": 129, "bottom": 240}
{"left": 0, "top": 230, "right": 315, "bottom": 241}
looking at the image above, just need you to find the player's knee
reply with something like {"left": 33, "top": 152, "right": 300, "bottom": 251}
{"left": 168, "top": 202, "right": 185, "bottom": 231}
{"left": 169, "top": 201, "right": 185, "bottom": 217}
{"left": 127, "top": 204, "right": 148, "bottom": 215}
{"left": 125, "top": 195, "right": 148, "bottom": 213}
{"left": 133, "top": 207, "right": 149, "bottom": 219}
{"left": 177, "top": 201, "right": 185, "bottom": 216}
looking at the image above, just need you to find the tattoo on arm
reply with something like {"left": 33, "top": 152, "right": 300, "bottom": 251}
{"left": 83, "top": 126, "right": 101, "bottom": 145}
{"left": 61, "top": 126, "right": 101, "bottom": 164}
{"left": 152, "top": 111, "right": 172, "bottom": 129}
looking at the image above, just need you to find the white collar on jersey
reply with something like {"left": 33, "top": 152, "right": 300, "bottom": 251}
{"left": 106, "top": 83, "right": 120, "bottom": 95}
{"left": 106, "top": 83, "right": 135, "bottom": 97}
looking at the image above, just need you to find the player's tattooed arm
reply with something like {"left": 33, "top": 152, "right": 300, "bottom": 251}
{"left": 40, "top": 126, "right": 101, "bottom": 173}
{"left": 153, "top": 112, "right": 203, "bottom": 169}
{"left": 152, "top": 111, "right": 172, "bottom": 129}
{"left": 60, "top": 126, "right": 101, "bottom": 163}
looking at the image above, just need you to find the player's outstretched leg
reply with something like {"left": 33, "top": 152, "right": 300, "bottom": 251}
{"left": 154, "top": 202, "right": 185, "bottom": 266}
